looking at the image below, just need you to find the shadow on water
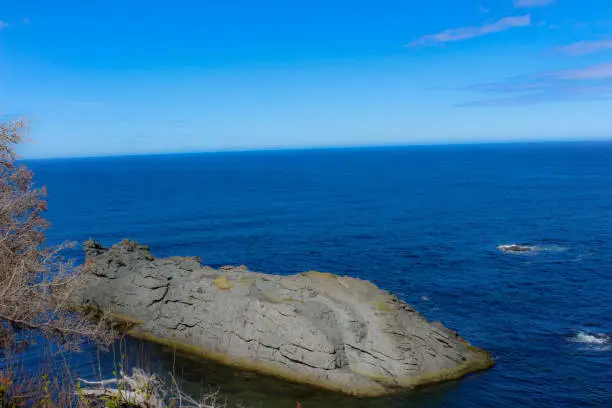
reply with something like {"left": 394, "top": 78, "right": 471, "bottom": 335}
{"left": 104, "top": 338, "right": 469, "bottom": 408}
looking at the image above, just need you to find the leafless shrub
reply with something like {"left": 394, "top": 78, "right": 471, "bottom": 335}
{"left": 0, "top": 117, "right": 115, "bottom": 406}
{"left": 0, "top": 117, "right": 114, "bottom": 347}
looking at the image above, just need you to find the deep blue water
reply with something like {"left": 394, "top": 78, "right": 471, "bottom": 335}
{"left": 22, "top": 142, "right": 612, "bottom": 407}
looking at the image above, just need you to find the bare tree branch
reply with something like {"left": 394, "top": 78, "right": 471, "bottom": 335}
{"left": 0, "top": 117, "right": 115, "bottom": 352}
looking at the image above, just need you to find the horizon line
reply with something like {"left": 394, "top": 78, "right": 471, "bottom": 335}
{"left": 20, "top": 137, "right": 612, "bottom": 161}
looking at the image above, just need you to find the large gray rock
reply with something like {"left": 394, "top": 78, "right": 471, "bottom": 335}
{"left": 76, "top": 240, "right": 493, "bottom": 396}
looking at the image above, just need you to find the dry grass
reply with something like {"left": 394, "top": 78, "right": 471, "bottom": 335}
{"left": 0, "top": 335, "right": 83, "bottom": 407}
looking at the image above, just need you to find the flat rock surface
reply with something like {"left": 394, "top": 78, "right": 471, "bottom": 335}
{"left": 76, "top": 240, "right": 493, "bottom": 396}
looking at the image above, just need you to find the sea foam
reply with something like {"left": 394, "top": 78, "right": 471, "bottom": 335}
{"left": 570, "top": 331, "right": 609, "bottom": 345}
{"left": 497, "top": 243, "right": 568, "bottom": 254}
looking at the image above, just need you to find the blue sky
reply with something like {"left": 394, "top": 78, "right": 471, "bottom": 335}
{"left": 1, "top": 0, "right": 612, "bottom": 157}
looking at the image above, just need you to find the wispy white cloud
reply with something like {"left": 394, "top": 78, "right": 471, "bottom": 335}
{"left": 460, "top": 63, "right": 612, "bottom": 107}
{"left": 0, "top": 18, "right": 29, "bottom": 30}
{"left": 408, "top": 15, "right": 531, "bottom": 47}
{"left": 515, "top": 0, "right": 555, "bottom": 8}
{"left": 554, "top": 39, "right": 612, "bottom": 56}
{"left": 460, "top": 93, "right": 612, "bottom": 107}
{"left": 545, "top": 62, "right": 612, "bottom": 79}
{"left": 469, "top": 81, "right": 612, "bottom": 94}
{"left": 468, "top": 82, "right": 551, "bottom": 93}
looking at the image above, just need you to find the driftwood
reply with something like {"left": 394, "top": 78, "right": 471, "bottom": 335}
{"left": 77, "top": 369, "right": 224, "bottom": 408}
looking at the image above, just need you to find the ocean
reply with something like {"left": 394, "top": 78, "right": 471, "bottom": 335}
{"left": 21, "top": 142, "right": 612, "bottom": 407}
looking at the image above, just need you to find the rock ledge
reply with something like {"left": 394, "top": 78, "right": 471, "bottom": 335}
{"left": 76, "top": 240, "right": 493, "bottom": 396}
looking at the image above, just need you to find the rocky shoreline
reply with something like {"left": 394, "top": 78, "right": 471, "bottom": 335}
{"left": 75, "top": 240, "right": 493, "bottom": 397}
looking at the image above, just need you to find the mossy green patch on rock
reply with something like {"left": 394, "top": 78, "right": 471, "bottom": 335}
{"left": 372, "top": 300, "right": 395, "bottom": 312}
{"left": 238, "top": 275, "right": 256, "bottom": 283}
{"left": 213, "top": 275, "right": 234, "bottom": 290}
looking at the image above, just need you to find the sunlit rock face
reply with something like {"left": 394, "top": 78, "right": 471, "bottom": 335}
{"left": 76, "top": 240, "right": 493, "bottom": 397}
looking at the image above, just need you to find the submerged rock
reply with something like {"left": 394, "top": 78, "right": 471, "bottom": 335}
{"left": 76, "top": 240, "right": 493, "bottom": 396}
{"left": 497, "top": 244, "right": 536, "bottom": 254}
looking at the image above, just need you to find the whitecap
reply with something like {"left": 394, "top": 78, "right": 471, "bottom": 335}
{"left": 570, "top": 331, "right": 609, "bottom": 345}
{"left": 421, "top": 295, "right": 430, "bottom": 302}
